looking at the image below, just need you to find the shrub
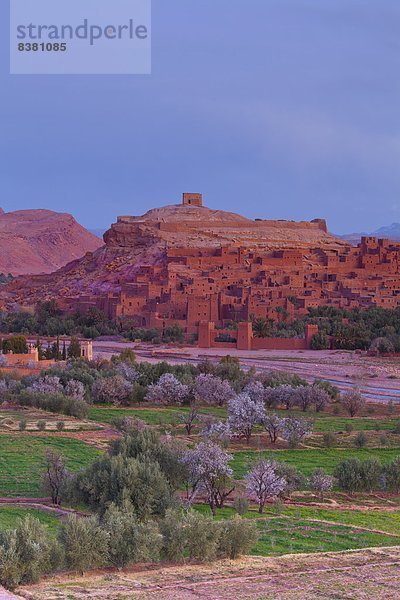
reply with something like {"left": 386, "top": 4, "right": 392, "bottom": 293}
{"left": 59, "top": 515, "right": 109, "bottom": 575}
{"left": 334, "top": 458, "right": 382, "bottom": 493}
{"left": 160, "top": 509, "right": 187, "bottom": 562}
{"left": 185, "top": 511, "right": 220, "bottom": 562}
{"left": 380, "top": 434, "right": 389, "bottom": 446}
{"left": 345, "top": 423, "right": 353, "bottom": 433}
{"left": 233, "top": 496, "right": 249, "bottom": 516}
{"left": 217, "top": 516, "right": 259, "bottom": 559}
{"left": 0, "top": 516, "right": 59, "bottom": 590}
{"left": 56, "top": 421, "right": 65, "bottom": 432}
{"left": 323, "top": 431, "right": 337, "bottom": 448}
{"left": 102, "top": 504, "right": 161, "bottom": 569}
{"left": 354, "top": 431, "right": 367, "bottom": 448}
{"left": 37, "top": 420, "right": 46, "bottom": 431}
{"left": 384, "top": 457, "right": 400, "bottom": 492}
{"left": 18, "top": 418, "right": 27, "bottom": 431}
{"left": 18, "top": 390, "right": 88, "bottom": 419}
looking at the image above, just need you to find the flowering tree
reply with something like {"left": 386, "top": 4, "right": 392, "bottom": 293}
{"left": 309, "top": 468, "right": 334, "bottom": 500}
{"left": 29, "top": 375, "right": 63, "bottom": 395}
{"left": 92, "top": 375, "right": 133, "bottom": 405}
{"left": 201, "top": 419, "right": 231, "bottom": 445}
{"left": 281, "top": 416, "right": 313, "bottom": 448}
{"left": 243, "top": 381, "right": 265, "bottom": 403}
{"left": 264, "top": 385, "right": 296, "bottom": 410}
{"left": 145, "top": 373, "right": 189, "bottom": 405}
{"left": 310, "top": 386, "right": 331, "bottom": 412}
{"left": 193, "top": 374, "right": 234, "bottom": 406}
{"left": 65, "top": 379, "right": 85, "bottom": 401}
{"left": 263, "top": 413, "right": 284, "bottom": 444}
{"left": 227, "top": 393, "right": 265, "bottom": 442}
{"left": 294, "top": 386, "right": 314, "bottom": 412}
{"left": 115, "top": 362, "right": 139, "bottom": 383}
{"left": 245, "top": 460, "right": 286, "bottom": 513}
{"left": 340, "top": 389, "right": 366, "bottom": 417}
{"left": 181, "top": 441, "right": 233, "bottom": 514}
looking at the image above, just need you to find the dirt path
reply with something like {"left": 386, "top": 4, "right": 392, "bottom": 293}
{"left": 17, "top": 546, "right": 400, "bottom": 599}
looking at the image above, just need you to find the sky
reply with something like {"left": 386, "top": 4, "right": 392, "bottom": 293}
{"left": 1, "top": 0, "right": 400, "bottom": 234}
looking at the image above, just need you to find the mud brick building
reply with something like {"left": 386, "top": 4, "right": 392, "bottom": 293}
{"left": 3, "top": 194, "right": 400, "bottom": 349}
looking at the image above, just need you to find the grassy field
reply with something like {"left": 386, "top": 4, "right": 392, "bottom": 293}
{"left": 88, "top": 405, "right": 226, "bottom": 425}
{"left": 0, "top": 506, "right": 61, "bottom": 533}
{"left": 230, "top": 447, "right": 400, "bottom": 478}
{"left": 195, "top": 504, "right": 400, "bottom": 555}
{"left": 0, "top": 436, "right": 101, "bottom": 497}
{"left": 252, "top": 517, "right": 400, "bottom": 555}
{"left": 88, "top": 405, "right": 400, "bottom": 433}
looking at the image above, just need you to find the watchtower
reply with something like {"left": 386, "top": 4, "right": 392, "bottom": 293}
{"left": 182, "top": 193, "right": 203, "bottom": 207}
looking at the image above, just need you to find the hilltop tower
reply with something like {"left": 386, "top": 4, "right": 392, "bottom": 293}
{"left": 182, "top": 193, "right": 203, "bottom": 207}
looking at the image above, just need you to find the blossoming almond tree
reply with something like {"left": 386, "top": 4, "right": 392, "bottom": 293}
{"left": 245, "top": 460, "right": 286, "bottom": 513}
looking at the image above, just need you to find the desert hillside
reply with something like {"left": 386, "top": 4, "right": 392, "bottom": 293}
{"left": 0, "top": 209, "right": 103, "bottom": 276}
{"left": 0, "top": 200, "right": 345, "bottom": 305}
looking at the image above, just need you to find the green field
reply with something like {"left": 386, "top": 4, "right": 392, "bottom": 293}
{"left": 252, "top": 517, "right": 400, "bottom": 555}
{"left": 0, "top": 436, "right": 101, "bottom": 497}
{"left": 0, "top": 506, "right": 61, "bottom": 533}
{"left": 88, "top": 405, "right": 400, "bottom": 434}
{"left": 231, "top": 447, "right": 400, "bottom": 478}
{"left": 195, "top": 504, "right": 400, "bottom": 555}
{"left": 88, "top": 405, "right": 226, "bottom": 426}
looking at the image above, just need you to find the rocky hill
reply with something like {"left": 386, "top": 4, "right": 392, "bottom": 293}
{"left": 0, "top": 209, "right": 103, "bottom": 276}
{"left": 0, "top": 197, "right": 346, "bottom": 306}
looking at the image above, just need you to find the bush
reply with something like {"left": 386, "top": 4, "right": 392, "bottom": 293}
{"left": 18, "top": 390, "right": 88, "bottom": 419}
{"left": 59, "top": 515, "right": 109, "bottom": 575}
{"left": 0, "top": 516, "right": 60, "bottom": 590}
{"left": 217, "top": 516, "right": 259, "bottom": 559}
{"left": 185, "top": 511, "right": 220, "bottom": 562}
{"left": 323, "top": 432, "right": 337, "bottom": 448}
{"left": 102, "top": 504, "right": 161, "bottom": 569}
{"left": 56, "top": 421, "right": 65, "bottom": 432}
{"left": 384, "top": 457, "right": 400, "bottom": 492}
{"left": 18, "top": 418, "right": 27, "bottom": 431}
{"left": 354, "top": 431, "right": 367, "bottom": 448}
{"left": 160, "top": 509, "right": 187, "bottom": 562}
{"left": 233, "top": 496, "right": 249, "bottom": 516}
{"left": 37, "top": 420, "right": 46, "bottom": 431}
{"left": 345, "top": 423, "right": 353, "bottom": 433}
{"left": 334, "top": 458, "right": 383, "bottom": 493}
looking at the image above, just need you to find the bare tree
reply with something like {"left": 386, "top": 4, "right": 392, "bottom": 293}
{"left": 42, "top": 449, "right": 68, "bottom": 506}
{"left": 179, "top": 404, "right": 199, "bottom": 435}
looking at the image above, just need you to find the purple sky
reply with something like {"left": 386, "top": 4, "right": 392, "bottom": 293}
{"left": 1, "top": 0, "right": 400, "bottom": 233}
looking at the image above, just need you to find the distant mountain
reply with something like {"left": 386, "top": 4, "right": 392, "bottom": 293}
{"left": 338, "top": 223, "right": 400, "bottom": 244}
{"left": 0, "top": 209, "right": 103, "bottom": 276}
{"left": 373, "top": 223, "right": 400, "bottom": 240}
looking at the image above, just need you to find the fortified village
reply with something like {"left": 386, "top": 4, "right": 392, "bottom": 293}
{"left": 3, "top": 193, "right": 400, "bottom": 350}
